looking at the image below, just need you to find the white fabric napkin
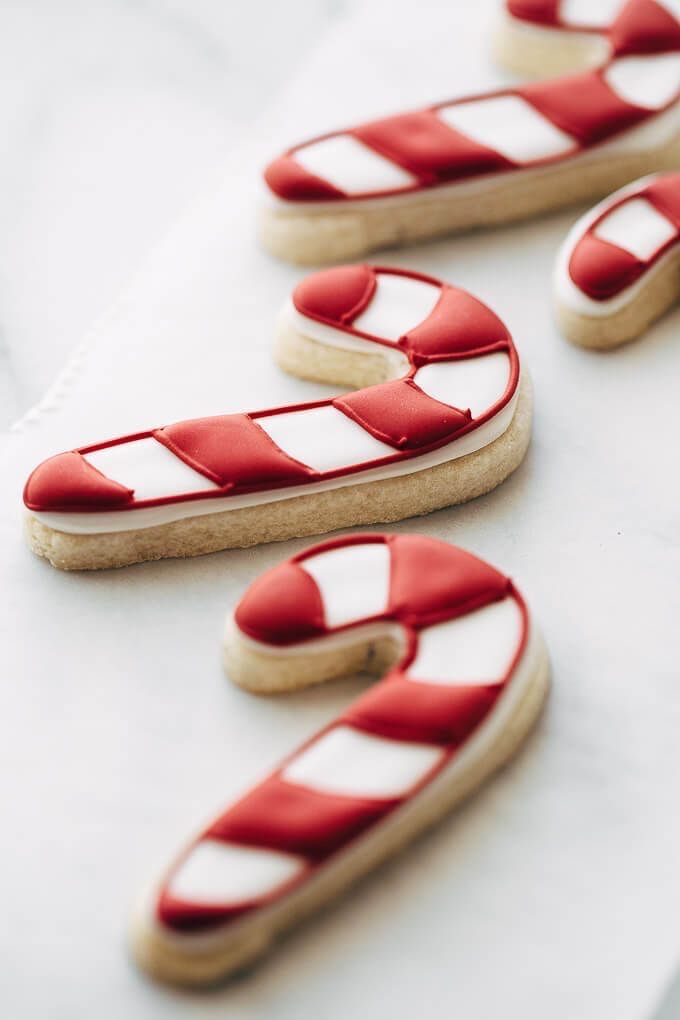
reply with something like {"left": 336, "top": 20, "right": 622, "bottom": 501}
{"left": 2, "top": 2, "right": 679, "bottom": 1016}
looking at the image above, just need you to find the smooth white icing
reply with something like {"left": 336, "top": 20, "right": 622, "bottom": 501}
{"left": 265, "top": 93, "right": 680, "bottom": 213}
{"left": 293, "top": 134, "right": 416, "bottom": 195}
{"left": 415, "top": 352, "right": 511, "bottom": 418}
{"left": 257, "top": 405, "right": 394, "bottom": 473}
{"left": 167, "top": 839, "right": 303, "bottom": 905}
{"left": 84, "top": 438, "right": 218, "bottom": 502}
{"left": 437, "top": 94, "right": 575, "bottom": 164}
{"left": 594, "top": 197, "right": 677, "bottom": 260}
{"left": 560, "top": 0, "right": 623, "bottom": 27}
{"left": 352, "top": 274, "right": 440, "bottom": 340}
{"left": 657, "top": 0, "right": 680, "bottom": 19}
{"left": 282, "top": 725, "right": 442, "bottom": 799}
{"left": 408, "top": 598, "right": 523, "bottom": 685}
{"left": 301, "top": 542, "right": 391, "bottom": 629}
{"left": 554, "top": 174, "right": 680, "bottom": 315}
{"left": 604, "top": 53, "right": 680, "bottom": 111}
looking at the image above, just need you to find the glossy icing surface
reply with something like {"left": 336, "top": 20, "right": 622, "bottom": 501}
{"left": 153, "top": 534, "right": 530, "bottom": 935}
{"left": 24, "top": 266, "right": 520, "bottom": 531}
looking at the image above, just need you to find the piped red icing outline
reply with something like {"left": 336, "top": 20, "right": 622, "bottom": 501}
{"left": 567, "top": 171, "right": 680, "bottom": 299}
{"left": 264, "top": 0, "right": 680, "bottom": 204}
{"left": 23, "top": 266, "right": 520, "bottom": 515}
{"left": 155, "top": 534, "right": 530, "bottom": 933}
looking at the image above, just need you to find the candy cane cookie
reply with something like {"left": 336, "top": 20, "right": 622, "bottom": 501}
{"left": 554, "top": 171, "right": 680, "bottom": 345}
{"left": 23, "top": 266, "right": 530, "bottom": 571}
{"left": 260, "top": 0, "right": 680, "bottom": 264}
{"left": 131, "top": 534, "right": 550, "bottom": 986}
{"left": 495, "top": 0, "right": 680, "bottom": 77}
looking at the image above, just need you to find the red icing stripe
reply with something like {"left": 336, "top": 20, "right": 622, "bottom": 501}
{"left": 207, "top": 775, "right": 392, "bottom": 860}
{"left": 387, "top": 534, "right": 511, "bottom": 627}
{"left": 645, "top": 172, "right": 680, "bottom": 224}
{"left": 156, "top": 535, "right": 529, "bottom": 934}
{"left": 157, "top": 414, "right": 312, "bottom": 488}
{"left": 235, "top": 561, "right": 326, "bottom": 644}
{"left": 333, "top": 379, "right": 470, "bottom": 449}
{"left": 506, "top": 0, "right": 560, "bottom": 27}
{"left": 520, "top": 72, "right": 649, "bottom": 145}
{"left": 343, "top": 673, "right": 502, "bottom": 746}
{"left": 403, "top": 285, "right": 511, "bottom": 361}
{"left": 264, "top": 153, "right": 346, "bottom": 201}
{"left": 23, "top": 451, "right": 133, "bottom": 512}
{"left": 568, "top": 232, "right": 646, "bottom": 299}
{"left": 610, "top": 0, "right": 680, "bottom": 56}
{"left": 293, "top": 264, "right": 377, "bottom": 325}
{"left": 352, "top": 111, "right": 513, "bottom": 184}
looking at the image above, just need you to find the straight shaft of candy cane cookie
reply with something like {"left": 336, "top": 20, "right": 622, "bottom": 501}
{"left": 23, "top": 266, "right": 531, "bottom": 571}
{"left": 260, "top": 0, "right": 680, "bottom": 264}
{"left": 131, "top": 534, "right": 550, "bottom": 987}
{"left": 554, "top": 170, "right": 680, "bottom": 346}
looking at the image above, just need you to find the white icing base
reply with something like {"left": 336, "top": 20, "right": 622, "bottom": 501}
{"left": 438, "top": 94, "right": 575, "bottom": 163}
{"left": 32, "top": 303, "right": 520, "bottom": 535}
{"left": 168, "top": 840, "right": 304, "bottom": 907}
{"left": 293, "top": 134, "right": 416, "bottom": 195}
{"left": 553, "top": 174, "right": 680, "bottom": 317}
{"left": 258, "top": 405, "right": 394, "bottom": 473}
{"left": 352, "top": 274, "right": 440, "bottom": 339}
{"left": 85, "top": 437, "right": 218, "bottom": 501}
{"left": 283, "top": 725, "right": 444, "bottom": 800}
{"left": 604, "top": 54, "right": 680, "bottom": 112}
{"left": 593, "top": 196, "right": 677, "bottom": 260}
{"left": 416, "top": 352, "right": 512, "bottom": 419}
{"left": 561, "top": 0, "right": 623, "bottom": 28}
{"left": 301, "top": 542, "right": 391, "bottom": 628}
{"left": 409, "top": 597, "right": 523, "bottom": 684}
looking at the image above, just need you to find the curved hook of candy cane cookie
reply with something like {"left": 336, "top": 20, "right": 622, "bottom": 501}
{"left": 130, "top": 534, "right": 550, "bottom": 987}
{"left": 493, "top": 0, "right": 679, "bottom": 77}
{"left": 259, "top": 0, "right": 680, "bottom": 265}
{"left": 23, "top": 266, "right": 530, "bottom": 571}
{"left": 554, "top": 171, "right": 680, "bottom": 346}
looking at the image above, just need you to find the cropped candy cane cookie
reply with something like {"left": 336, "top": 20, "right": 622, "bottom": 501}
{"left": 260, "top": 0, "right": 680, "bottom": 264}
{"left": 495, "top": 0, "right": 680, "bottom": 76}
{"left": 554, "top": 171, "right": 680, "bottom": 346}
{"left": 131, "top": 534, "right": 550, "bottom": 986}
{"left": 23, "top": 266, "right": 530, "bottom": 571}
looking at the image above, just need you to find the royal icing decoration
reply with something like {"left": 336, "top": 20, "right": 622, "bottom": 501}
{"left": 146, "top": 535, "right": 535, "bottom": 939}
{"left": 555, "top": 171, "right": 680, "bottom": 306}
{"left": 264, "top": 0, "right": 679, "bottom": 208}
{"left": 23, "top": 267, "right": 519, "bottom": 535}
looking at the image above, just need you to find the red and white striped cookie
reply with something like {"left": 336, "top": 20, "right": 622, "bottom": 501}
{"left": 23, "top": 266, "right": 530, "bottom": 570}
{"left": 131, "top": 533, "right": 550, "bottom": 986}
{"left": 496, "top": 0, "right": 680, "bottom": 75}
{"left": 554, "top": 171, "right": 680, "bottom": 345}
{"left": 260, "top": 0, "right": 680, "bottom": 264}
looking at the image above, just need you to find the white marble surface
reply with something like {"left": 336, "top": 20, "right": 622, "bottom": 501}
{"left": 2, "top": 2, "right": 680, "bottom": 1018}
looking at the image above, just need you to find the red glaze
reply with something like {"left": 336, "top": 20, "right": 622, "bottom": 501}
{"left": 156, "top": 534, "right": 529, "bottom": 934}
{"left": 23, "top": 267, "right": 519, "bottom": 516}
{"left": 334, "top": 379, "right": 470, "bottom": 450}
{"left": 567, "top": 173, "right": 680, "bottom": 299}
{"left": 520, "top": 72, "right": 649, "bottom": 145}
{"left": 352, "top": 111, "right": 513, "bottom": 184}
{"left": 23, "top": 451, "right": 133, "bottom": 509}
{"left": 507, "top": 0, "right": 560, "bottom": 27}
{"left": 264, "top": 1, "right": 679, "bottom": 204}
{"left": 610, "top": 0, "right": 680, "bottom": 56}
{"left": 157, "top": 414, "right": 311, "bottom": 487}
{"left": 293, "top": 264, "right": 376, "bottom": 324}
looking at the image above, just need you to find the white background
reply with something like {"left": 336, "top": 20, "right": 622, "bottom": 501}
{"left": 1, "top": 2, "right": 679, "bottom": 1017}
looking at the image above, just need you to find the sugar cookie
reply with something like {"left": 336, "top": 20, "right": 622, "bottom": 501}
{"left": 554, "top": 170, "right": 679, "bottom": 346}
{"left": 260, "top": 0, "right": 680, "bottom": 264}
{"left": 131, "top": 533, "right": 550, "bottom": 986}
{"left": 23, "top": 266, "right": 531, "bottom": 571}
